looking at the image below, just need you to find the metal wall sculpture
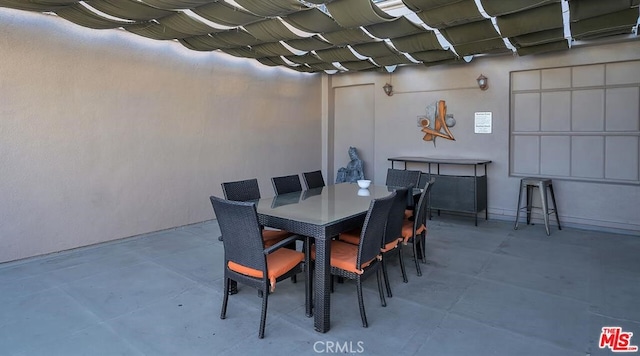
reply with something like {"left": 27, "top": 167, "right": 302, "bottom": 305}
{"left": 417, "top": 100, "right": 455, "bottom": 145}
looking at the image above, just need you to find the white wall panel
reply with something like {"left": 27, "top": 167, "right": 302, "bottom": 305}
{"left": 605, "top": 136, "right": 639, "bottom": 180}
{"left": 513, "top": 93, "right": 541, "bottom": 131}
{"left": 541, "top": 92, "right": 571, "bottom": 131}
{"left": 540, "top": 136, "right": 571, "bottom": 176}
{"left": 606, "top": 87, "right": 640, "bottom": 131}
{"left": 572, "top": 89, "right": 605, "bottom": 131}
{"left": 571, "top": 136, "right": 605, "bottom": 178}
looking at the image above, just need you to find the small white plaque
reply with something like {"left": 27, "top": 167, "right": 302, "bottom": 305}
{"left": 474, "top": 112, "right": 492, "bottom": 133}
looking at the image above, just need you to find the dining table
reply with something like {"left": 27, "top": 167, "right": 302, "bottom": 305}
{"left": 253, "top": 182, "right": 397, "bottom": 333}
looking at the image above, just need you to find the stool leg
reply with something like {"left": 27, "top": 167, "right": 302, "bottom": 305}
{"left": 526, "top": 185, "right": 533, "bottom": 225}
{"left": 548, "top": 184, "right": 561, "bottom": 230}
{"left": 514, "top": 182, "right": 524, "bottom": 230}
{"left": 539, "top": 182, "right": 550, "bottom": 236}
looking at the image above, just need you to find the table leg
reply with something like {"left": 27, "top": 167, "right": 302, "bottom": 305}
{"left": 474, "top": 165, "right": 478, "bottom": 226}
{"left": 305, "top": 236, "right": 312, "bottom": 317}
{"left": 314, "top": 237, "right": 331, "bottom": 333}
{"left": 485, "top": 164, "right": 489, "bottom": 220}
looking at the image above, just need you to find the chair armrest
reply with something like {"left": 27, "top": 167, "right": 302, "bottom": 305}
{"left": 263, "top": 235, "right": 301, "bottom": 255}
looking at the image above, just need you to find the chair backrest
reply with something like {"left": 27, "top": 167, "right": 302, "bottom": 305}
{"left": 418, "top": 172, "right": 431, "bottom": 189}
{"left": 271, "top": 174, "right": 303, "bottom": 195}
{"left": 221, "top": 178, "right": 261, "bottom": 202}
{"left": 385, "top": 168, "right": 421, "bottom": 188}
{"left": 357, "top": 192, "right": 396, "bottom": 268}
{"left": 302, "top": 170, "right": 325, "bottom": 190}
{"left": 386, "top": 169, "right": 420, "bottom": 208}
{"left": 383, "top": 188, "right": 409, "bottom": 246}
{"left": 413, "top": 178, "right": 435, "bottom": 232}
{"left": 210, "top": 195, "right": 266, "bottom": 272}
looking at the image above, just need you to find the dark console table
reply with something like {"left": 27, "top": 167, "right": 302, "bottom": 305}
{"left": 388, "top": 156, "right": 492, "bottom": 226}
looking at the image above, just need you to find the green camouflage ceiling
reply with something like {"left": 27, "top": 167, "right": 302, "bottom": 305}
{"left": 1, "top": 0, "right": 638, "bottom": 73}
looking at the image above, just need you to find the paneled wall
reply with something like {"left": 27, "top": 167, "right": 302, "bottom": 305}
{"left": 510, "top": 60, "right": 640, "bottom": 184}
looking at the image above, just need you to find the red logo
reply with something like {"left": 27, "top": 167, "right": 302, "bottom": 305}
{"left": 599, "top": 327, "right": 638, "bottom": 352}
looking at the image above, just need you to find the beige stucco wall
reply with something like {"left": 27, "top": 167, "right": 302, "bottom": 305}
{"left": 327, "top": 40, "right": 640, "bottom": 234}
{"left": 0, "top": 9, "right": 322, "bottom": 263}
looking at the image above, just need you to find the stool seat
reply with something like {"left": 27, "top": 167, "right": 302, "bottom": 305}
{"left": 521, "top": 177, "right": 552, "bottom": 185}
{"left": 514, "top": 177, "right": 561, "bottom": 236}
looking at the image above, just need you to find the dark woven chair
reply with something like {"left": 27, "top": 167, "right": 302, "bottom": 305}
{"left": 221, "top": 178, "right": 294, "bottom": 248}
{"left": 221, "top": 178, "right": 297, "bottom": 292}
{"left": 320, "top": 192, "right": 396, "bottom": 328}
{"left": 269, "top": 175, "right": 307, "bottom": 283}
{"left": 339, "top": 188, "right": 409, "bottom": 297}
{"left": 302, "top": 170, "right": 326, "bottom": 189}
{"left": 271, "top": 174, "right": 303, "bottom": 195}
{"left": 385, "top": 168, "right": 421, "bottom": 188}
{"left": 418, "top": 172, "right": 431, "bottom": 189}
{"left": 380, "top": 188, "right": 410, "bottom": 296}
{"left": 210, "top": 196, "right": 308, "bottom": 339}
{"left": 417, "top": 173, "right": 433, "bottom": 219}
{"left": 221, "top": 178, "right": 261, "bottom": 202}
{"left": 386, "top": 168, "right": 421, "bottom": 213}
{"left": 401, "top": 178, "right": 435, "bottom": 276}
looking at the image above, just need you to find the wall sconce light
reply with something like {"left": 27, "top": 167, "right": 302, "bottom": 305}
{"left": 477, "top": 74, "right": 488, "bottom": 91}
{"left": 383, "top": 83, "right": 393, "bottom": 96}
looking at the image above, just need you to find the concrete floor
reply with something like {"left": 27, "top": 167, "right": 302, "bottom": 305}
{"left": 1, "top": 215, "right": 639, "bottom": 356}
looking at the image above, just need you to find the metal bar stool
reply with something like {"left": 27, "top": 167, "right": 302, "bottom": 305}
{"left": 514, "top": 177, "right": 561, "bottom": 236}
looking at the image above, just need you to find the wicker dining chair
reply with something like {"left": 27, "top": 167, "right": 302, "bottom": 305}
{"left": 221, "top": 178, "right": 261, "bottom": 202}
{"left": 269, "top": 175, "right": 307, "bottom": 284}
{"left": 385, "top": 168, "right": 421, "bottom": 188}
{"left": 319, "top": 192, "right": 395, "bottom": 328}
{"left": 401, "top": 178, "right": 435, "bottom": 276}
{"left": 271, "top": 174, "right": 303, "bottom": 195}
{"left": 302, "top": 170, "right": 326, "bottom": 190}
{"left": 210, "top": 196, "right": 308, "bottom": 339}
{"left": 221, "top": 178, "right": 298, "bottom": 292}
{"left": 418, "top": 172, "right": 431, "bottom": 189}
{"left": 386, "top": 168, "right": 421, "bottom": 212}
{"left": 338, "top": 188, "right": 409, "bottom": 297}
{"left": 221, "top": 178, "right": 294, "bottom": 248}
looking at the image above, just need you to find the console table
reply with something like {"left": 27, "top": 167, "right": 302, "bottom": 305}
{"left": 388, "top": 156, "right": 492, "bottom": 225}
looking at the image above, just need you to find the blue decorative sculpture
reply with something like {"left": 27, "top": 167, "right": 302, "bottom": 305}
{"left": 336, "top": 146, "right": 365, "bottom": 183}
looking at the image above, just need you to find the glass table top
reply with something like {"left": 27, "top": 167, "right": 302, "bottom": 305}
{"left": 254, "top": 183, "right": 398, "bottom": 226}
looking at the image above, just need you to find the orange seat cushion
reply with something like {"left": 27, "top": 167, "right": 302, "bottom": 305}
{"left": 341, "top": 229, "right": 401, "bottom": 253}
{"left": 381, "top": 238, "right": 401, "bottom": 253}
{"left": 338, "top": 228, "right": 361, "bottom": 246}
{"left": 404, "top": 209, "right": 413, "bottom": 219}
{"left": 227, "top": 248, "right": 304, "bottom": 292}
{"left": 401, "top": 219, "right": 426, "bottom": 244}
{"left": 262, "top": 229, "right": 293, "bottom": 247}
{"left": 312, "top": 240, "right": 378, "bottom": 275}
